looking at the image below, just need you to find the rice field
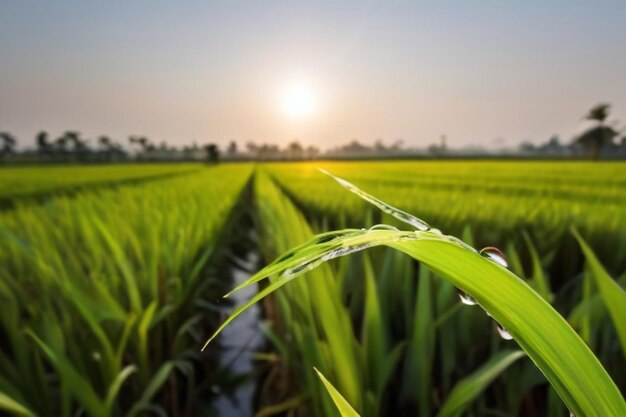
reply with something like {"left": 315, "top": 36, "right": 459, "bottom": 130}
{"left": 0, "top": 164, "right": 201, "bottom": 207}
{"left": 0, "top": 161, "right": 625, "bottom": 417}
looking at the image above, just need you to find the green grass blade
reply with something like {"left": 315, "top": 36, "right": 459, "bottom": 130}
{"left": 362, "top": 253, "right": 388, "bottom": 395}
{"left": 436, "top": 350, "right": 525, "bottom": 417}
{"left": 0, "top": 391, "right": 37, "bottom": 417}
{"left": 391, "top": 236, "right": 625, "bottom": 417}
{"left": 105, "top": 365, "right": 137, "bottom": 413}
{"left": 93, "top": 218, "right": 142, "bottom": 312}
{"left": 207, "top": 172, "right": 626, "bottom": 417}
{"left": 314, "top": 368, "right": 361, "bottom": 417}
{"left": 126, "top": 362, "right": 175, "bottom": 417}
{"left": 207, "top": 227, "right": 626, "bottom": 416}
{"left": 523, "top": 232, "right": 553, "bottom": 302}
{"left": 573, "top": 229, "right": 626, "bottom": 359}
{"left": 402, "top": 266, "right": 435, "bottom": 415}
{"left": 26, "top": 331, "right": 106, "bottom": 417}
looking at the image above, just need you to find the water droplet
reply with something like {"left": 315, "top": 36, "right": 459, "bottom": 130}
{"left": 569, "top": 412, "right": 575, "bottom": 417}
{"left": 480, "top": 246, "right": 508, "bottom": 268}
{"left": 319, "top": 168, "right": 431, "bottom": 231}
{"left": 457, "top": 290, "right": 478, "bottom": 306}
{"left": 368, "top": 224, "right": 399, "bottom": 231}
{"left": 321, "top": 244, "right": 372, "bottom": 262}
{"left": 282, "top": 258, "right": 324, "bottom": 278}
{"left": 495, "top": 322, "right": 513, "bottom": 340}
{"left": 429, "top": 228, "right": 443, "bottom": 235}
{"left": 444, "top": 235, "right": 478, "bottom": 253}
{"left": 360, "top": 228, "right": 366, "bottom": 232}
{"left": 91, "top": 351, "right": 101, "bottom": 362}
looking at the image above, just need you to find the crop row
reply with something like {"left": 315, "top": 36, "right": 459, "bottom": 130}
{"left": 244, "top": 165, "right": 626, "bottom": 416}
{"left": 0, "top": 163, "right": 201, "bottom": 203}
{"left": 0, "top": 165, "right": 252, "bottom": 416}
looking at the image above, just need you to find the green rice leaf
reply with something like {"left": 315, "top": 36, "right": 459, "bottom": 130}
{"left": 314, "top": 368, "right": 360, "bottom": 417}
{"left": 27, "top": 330, "right": 106, "bottom": 417}
{"left": 574, "top": 229, "right": 626, "bottom": 359}
{"left": 0, "top": 391, "right": 37, "bottom": 417}
{"left": 437, "top": 350, "right": 525, "bottom": 417}
{"left": 206, "top": 172, "right": 626, "bottom": 417}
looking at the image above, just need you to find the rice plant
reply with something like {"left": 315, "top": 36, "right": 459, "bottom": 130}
{"left": 207, "top": 168, "right": 626, "bottom": 417}
{"left": 0, "top": 163, "right": 200, "bottom": 205}
{"left": 268, "top": 161, "right": 626, "bottom": 271}
{"left": 0, "top": 165, "right": 252, "bottom": 416}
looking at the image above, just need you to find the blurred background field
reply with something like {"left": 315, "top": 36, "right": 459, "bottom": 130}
{"left": 0, "top": 160, "right": 624, "bottom": 417}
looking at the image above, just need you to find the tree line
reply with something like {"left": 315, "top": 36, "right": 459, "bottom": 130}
{"left": 0, "top": 131, "right": 222, "bottom": 163}
{"left": 1, "top": 104, "right": 624, "bottom": 163}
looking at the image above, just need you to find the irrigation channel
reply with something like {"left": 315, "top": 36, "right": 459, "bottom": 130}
{"left": 209, "top": 180, "right": 265, "bottom": 417}
{"left": 214, "top": 244, "right": 264, "bottom": 416}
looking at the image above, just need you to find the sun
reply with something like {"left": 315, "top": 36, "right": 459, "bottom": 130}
{"left": 281, "top": 82, "right": 317, "bottom": 119}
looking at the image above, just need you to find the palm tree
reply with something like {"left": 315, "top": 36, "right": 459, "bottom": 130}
{"left": 204, "top": 143, "right": 220, "bottom": 163}
{"left": 0, "top": 132, "right": 17, "bottom": 155}
{"left": 55, "top": 135, "right": 68, "bottom": 153}
{"left": 98, "top": 136, "right": 111, "bottom": 149}
{"left": 585, "top": 103, "right": 610, "bottom": 123}
{"left": 36, "top": 131, "right": 51, "bottom": 155}
{"left": 287, "top": 141, "right": 303, "bottom": 160}
{"left": 574, "top": 103, "right": 618, "bottom": 159}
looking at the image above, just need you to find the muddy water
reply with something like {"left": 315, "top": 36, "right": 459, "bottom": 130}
{"left": 214, "top": 250, "right": 264, "bottom": 417}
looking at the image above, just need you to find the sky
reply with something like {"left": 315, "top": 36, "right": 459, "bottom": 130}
{"left": 1, "top": 0, "right": 625, "bottom": 150}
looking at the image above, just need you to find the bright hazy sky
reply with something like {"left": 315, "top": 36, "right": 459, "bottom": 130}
{"left": 1, "top": 1, "right": 625, "bottom": 150}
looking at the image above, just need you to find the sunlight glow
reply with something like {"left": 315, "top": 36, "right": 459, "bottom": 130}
{"left": 281, "top": 82, "right": 317, "bottom": 119}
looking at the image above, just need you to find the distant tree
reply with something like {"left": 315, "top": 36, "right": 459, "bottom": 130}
{"left": 55, "top": 134, "right": 68, "bottom": 153}
{"left": 64, "top": 131, "right": 79, "bottom": 148}
{"left": 35, "top": 131, "right": 52, "bottom": 155}
{"left": 585, "top": 103, "right": 610, "bottom": 124}
{"left": 98, "top": 136, "right": 112, "bottom": 149}
{"left": 305, "top": 145, "right": 319, "bottom": 159}
{"left": 227, "top": 141, "right": 238, "bottom": 156}
{"left": 258, "top": 143, "right": 280, "bottom": 159}
{"left": 374, "top": 139, "right": 387, "bottom": 152}
{"left": 547, "top": 135, "right": 560, "bottom": 147}
{"left": 574, "top": 103, "right": 618, "bottom": 159}
{"left": 287, "top": 141, "right": 304, "bottom": 160}
{"left": 519, "top": 141, "right": 536, "bottom": 153}
{"left": 0, "top": 132, "right": 17, "bottom": 155}
{"left": 55, "top": 131, "right": 90, "bottom": 160}
{"left": 246, "top": 141, "right": 259, "bottom": 158}
{"left": 204, "top": 143, "right": 220, "bottom": 163}
{"left": 428, "top": 135, "right": 447, "bottom": 156}
{"left": 98, "top": 136, "right": 126, "bottom": 161}
{"left": 129, "top": 136, "right": 154, "bottom": 154}
{"left": 342, "top": 140, "right": 370, "bottom": 153}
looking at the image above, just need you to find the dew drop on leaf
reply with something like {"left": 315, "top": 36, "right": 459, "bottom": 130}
{"left": 457, "top": 290, "right": 478, "bottom": 306}
{"left": 480, "top": 246, "right": 508, "bottom": 268}
{"left": 495, "top": 322, "right": 514, "bottom": 340}
{"left": 318, "top": 168, "right": 431, "bottom": 231}
{"left": 321, "top": 244, "right": 373, "bottom": 262}
{"left": 368, "top": 224, "right": 399, "bottom": 231}
{"left": 282, "top": 258, "right": 323, "bottom": 278}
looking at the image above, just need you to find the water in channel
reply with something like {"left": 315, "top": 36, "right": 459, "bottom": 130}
{"left": 213, "top": 248, "right": 264, "bottom": 417}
